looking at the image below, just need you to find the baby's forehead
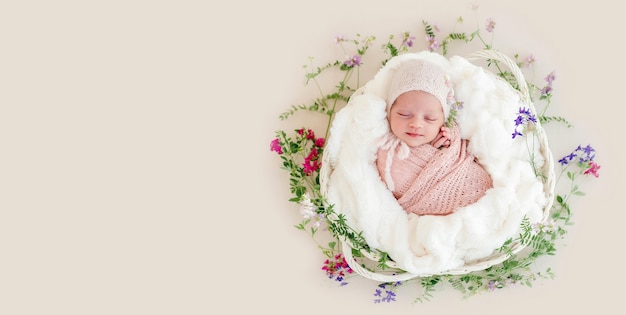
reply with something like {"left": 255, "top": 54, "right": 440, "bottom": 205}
{"left": 392, "top": 91, "right": 443, "bottom": 111}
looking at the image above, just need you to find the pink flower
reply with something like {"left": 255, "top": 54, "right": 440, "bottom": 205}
{"left": 297, "top": 128, "right": 315, "bottom": 140}
{"left": 270, "top": 138, "right": 283, "bottom": 154}
{"left": 303, "top": 147, "right": 320, "bottom": 175}
{"left": 584, "top": 161, "right": 601, "bottom": 177}
{"left": 322, "top": 253, "right": 353, "bottom": 281}
{"left": 306, "top": 129, "right": 316, "bottom": 140}
{"left": 315, "top": 138, "right": 325, "bottom": 147}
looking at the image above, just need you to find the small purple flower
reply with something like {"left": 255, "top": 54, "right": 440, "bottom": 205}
{"left": 426, "top": 35, "right": 440, "bottom": 52}
{"left": 488, "top": 280, "right": 499, "bottom": 291}
{"left": 333, "top": 35, "right": 345, "bottom": 44}
{"left": 558, "top": 144, "right": 600, "bottom": 177}
{"left": 401, "top": 32, "right": 415, "bottom": 47}
{"left": 545, "top": 71, "right": 556, "bottom": 84}
{"left": 383, "top": 290, "right": 396, "bottom": 302}
{"left": 558, "top": 144, "right": 596, "bottom": 166}
{"left": 373, "top": 282, "right": 401, "bottom": 303}
{"left": 343, "top": 55, "right": 361, "bottom": 67}
{"left": 486, "top": 18, "right": 496, "bottom": 32}
{"left": 525, "top": 54, "right": 536, "bottom": 66}
{"left": 581, "top": 144, "right": 594, "bottom": 157}
{"left": 540, "top": 85, "right": 553, "bottom": 96}
{"left": 511, "top": 107, "right": 537, "bottom": 139}
{"left": 540, "top": 71, "right": 556, "bottom": 99}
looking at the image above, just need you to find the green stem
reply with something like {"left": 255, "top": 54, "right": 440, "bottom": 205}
{"left": 323, "top": 69, "right": 352, "bottom": 141}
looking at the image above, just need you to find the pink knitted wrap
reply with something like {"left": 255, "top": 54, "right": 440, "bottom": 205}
{"left": 376, "top": 123, "right": 493, "bottom": 216}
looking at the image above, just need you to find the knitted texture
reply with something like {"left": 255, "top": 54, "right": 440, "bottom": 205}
{"left": 376, "top": 123, "right": 493, "bottom": 215}
{"left": 386, "top": 59, "right": 451, "bottom": 119}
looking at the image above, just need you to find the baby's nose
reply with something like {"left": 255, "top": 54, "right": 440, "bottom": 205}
{"left": 409, "top": 119, "right": 422, "bottom": 128}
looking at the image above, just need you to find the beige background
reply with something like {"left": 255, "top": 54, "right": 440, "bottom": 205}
{"left": 1, "top": 0, "right": 624, "bottom": 314}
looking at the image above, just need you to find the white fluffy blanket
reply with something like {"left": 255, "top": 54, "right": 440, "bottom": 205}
{"left": 321, "top": 51, "right": 549, "bottom": 276}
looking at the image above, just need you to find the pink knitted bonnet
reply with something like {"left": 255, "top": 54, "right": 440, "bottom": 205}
{"left": 385, "top": 58, "right": 452, "bottom": 119}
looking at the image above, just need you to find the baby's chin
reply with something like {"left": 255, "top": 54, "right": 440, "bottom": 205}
{"left": 401, "top": 138, "right": 430, "bottom": 148}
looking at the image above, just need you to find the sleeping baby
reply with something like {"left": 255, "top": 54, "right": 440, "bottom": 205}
{"left": 376, "top": 58, "right": 493, "bottom": 216}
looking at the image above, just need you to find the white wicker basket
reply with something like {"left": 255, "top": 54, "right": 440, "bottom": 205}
{"left": 320, "top": 49, "right": 556, "bottom": 282}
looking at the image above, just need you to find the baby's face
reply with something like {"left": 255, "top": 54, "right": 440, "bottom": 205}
{"left": 388, "top": 90, "right": 444, "bottom": 147}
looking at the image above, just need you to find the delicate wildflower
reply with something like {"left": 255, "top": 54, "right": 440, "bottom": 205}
{"left": 299, "top": 193, "right": 316, "bottom": 219}
{"left": 373, "top": 282, "right": 400, "bottom": 303}
{"left": 426, "top": 35, "right": 440, "bottom": 52}
{"left": 545, "top": 71, "right": 556, "bottom": 84}
{"left": 314, "top": 137, "right": 325, "bottom": 147}
{"left": 401, "top": 32, "right": 415, "bottom": 48}
{"left": 383, "top": 290, "right": 396, "bottom": 302}
{"left": 540, "top": 85, "right": 553, "bottom": 97}
{"left": 374, "top": 288, "right": 383, "bottom": 298}
{"left": 486, "top": 18, "right": 496, "bottom": 32}
{"left": 303, "top": 147, "right": 321, "bottom": 175}
{"left": 297, "top": 128, "right": 315, "bottom": 140}
{"left": 488, "top": 280, "right": 500, "bottom": 291}
{"left": 270, "top": 138, "right": 283, "bottom": 154}
{"left": 540, "top": 71, "right": 556, "bottom": 99}
{"left": 558, "top": 144, "right": 601, "bottom": 177}
{"left": 558, "top": 144, "right": 596, "bottom": 165}
{"left": 306, "top": 129, "right": 315, "bottom": 140}
{"left": 584, "top": 161, "right": 601, "bottom": 178}
{"left": 525, "top": 54, "right": 536, "bottom": 66}
{"left": 322, "top": 254, "right": 353, "bottom": 286}
{"left": 311, "top": 214, "right": 325, "bottom": 229}
{"left": 512, "top": 107, "right": 537, "bottom": 139}
{"left": 344, "top": 54, "right": 361, "bottom": 67}
{"left": 543, "top": 219, "right": 557, "bottom": 232}
{"left": 334, "top": 35, "right": 346, "bottom": 44}
{"left": 532, "top": 219, "right": 557, "bottom": 234}
{"left": 505, "top": 278, "right": 519, "bottom": 287}
{"left": 300, "top": 194, "right": 325, "bottom": 228}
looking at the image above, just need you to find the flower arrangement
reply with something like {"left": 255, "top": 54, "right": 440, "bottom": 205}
{"left": 270, "top": 8, "right": 600, "bottom": 303}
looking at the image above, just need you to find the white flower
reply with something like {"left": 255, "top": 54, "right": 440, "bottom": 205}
{"left": 299, "top": 193, "right": 316, "bottom": 219}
